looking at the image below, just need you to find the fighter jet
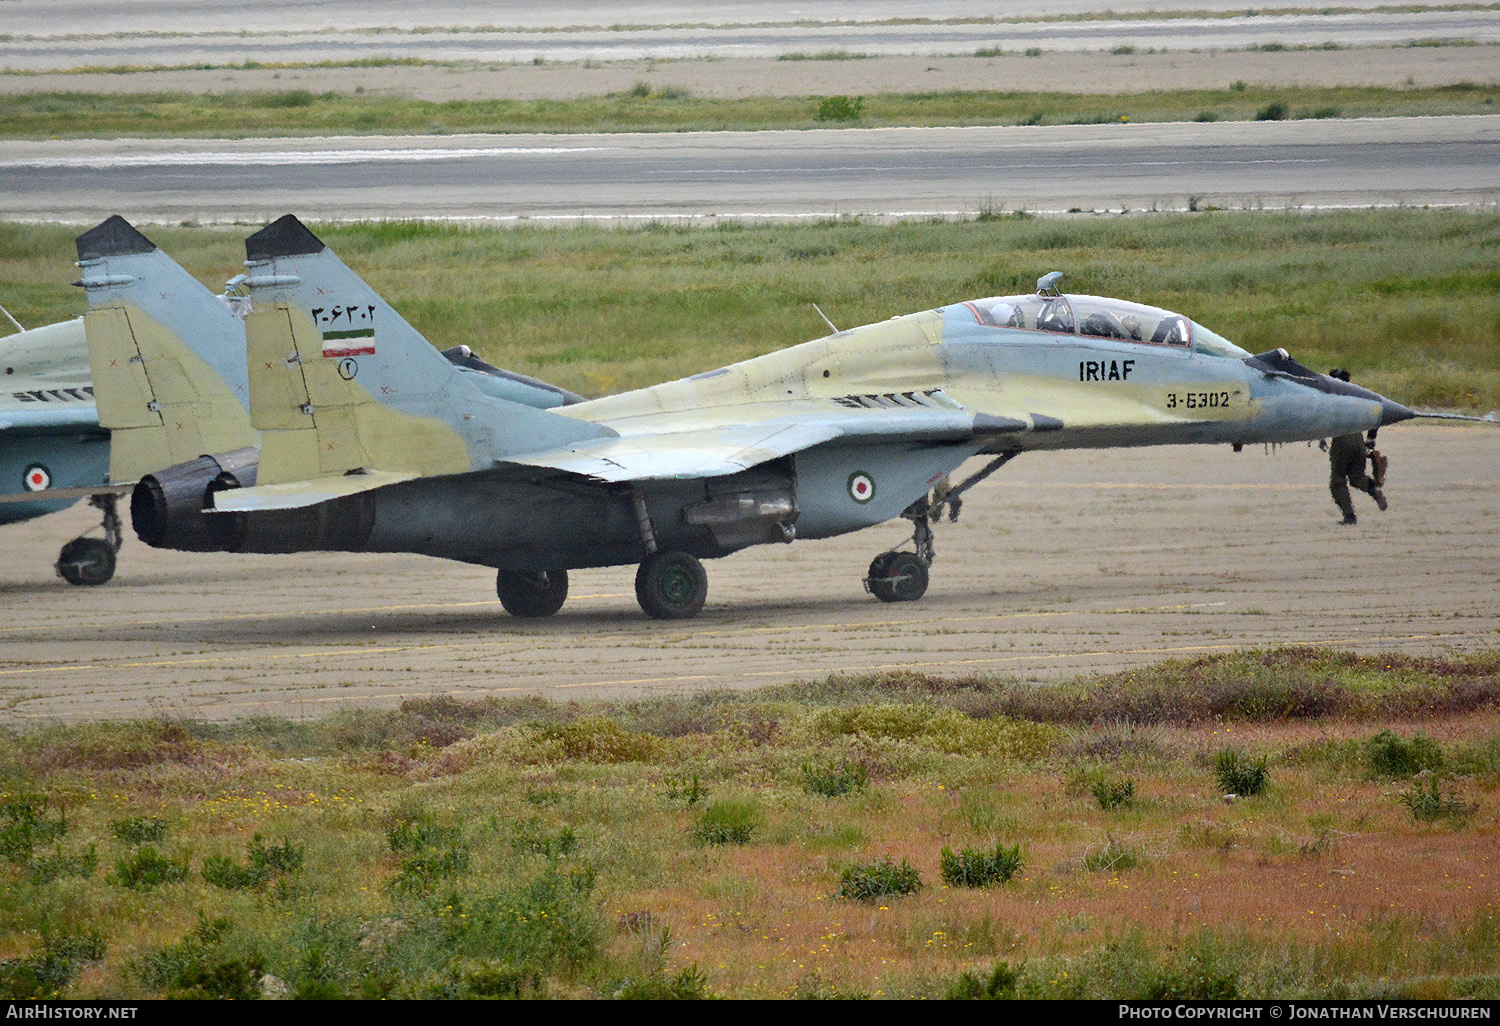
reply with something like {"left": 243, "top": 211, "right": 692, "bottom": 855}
{"left": 0, "top": 309, "right": 127, "bottom": 584}
{"left": 81, "top": 215, "right": 1426, "bottom": 620}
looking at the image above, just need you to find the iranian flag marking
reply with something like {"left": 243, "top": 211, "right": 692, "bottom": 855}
{"left": 23, "top": 464, "right": 51, "bottom": 491}
{"left": 322, "top": 328, "right": 375, "bottom": 359}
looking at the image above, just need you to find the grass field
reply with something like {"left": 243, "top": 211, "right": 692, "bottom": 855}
{"left": 3, "top": 208, "right": 1497, "bottom": 412}
{"left": 1, "top": 82, "right": 1497, "bottom": 139}
{"left": 1, "top": 648, "right": 1495, "bottom": 999}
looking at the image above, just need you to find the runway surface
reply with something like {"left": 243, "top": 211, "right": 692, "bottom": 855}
{"left": 4, "top": 4, "right": 1496, "bottom": 69}
{"left": 1, "top": 424, "right": 1494, "bottom": 724}
{"left": 4, "top": 116, "right": 1499, "bottom": 222}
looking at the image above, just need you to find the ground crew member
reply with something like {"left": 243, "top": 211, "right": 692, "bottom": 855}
{"left": 1325, "top": 369, "right": 1388, "bottom": 525}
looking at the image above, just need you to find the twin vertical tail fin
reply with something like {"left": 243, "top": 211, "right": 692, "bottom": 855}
{"left": 74, "top": 216, "right": 256, "bottom": 483}
{"left": 234, "top": 215, "right": 606, "bottom": 499}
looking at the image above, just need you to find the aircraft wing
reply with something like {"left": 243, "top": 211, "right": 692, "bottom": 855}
{"left": 500, "top": 402, "right": 1038, "bottom": 483}
{"left": 209, "top": 469, "right": 417, "bottom": 512}
{"left": 0, "top": 403, "right": 104, "bottom": 436}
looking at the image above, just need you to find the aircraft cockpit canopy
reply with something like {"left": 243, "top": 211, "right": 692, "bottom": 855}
{"left": 965, "top": 293, "right": 1251, "bottom": 359}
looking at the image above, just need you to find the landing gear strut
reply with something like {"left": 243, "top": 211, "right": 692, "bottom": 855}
{"left": 862, "top": 450, "right": 1018, "bottom": 603}
{"left": 628, "top": 486, "right": 709, "bottom": 619}
{"left": 55, "top": 493, "right": 123, "bottom": 587}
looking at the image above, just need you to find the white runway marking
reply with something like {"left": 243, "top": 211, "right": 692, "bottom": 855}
{"left": 0, "top": 146, "right": 613, "bottom": 169}
{"left": 655, "top": 158, "right": 1334, "bottom": 176}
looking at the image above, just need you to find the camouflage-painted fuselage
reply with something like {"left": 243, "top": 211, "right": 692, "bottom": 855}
{"left": 0, "top": 319, "right": 110, "bottom": 526}
{"left": 357, "top": 297, "right": 1403, "bottom": 572}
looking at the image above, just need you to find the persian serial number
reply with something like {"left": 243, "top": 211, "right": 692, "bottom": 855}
{"left": 310, "top": 304, "right": 375, "bottom": 328}
{"left": 1166, "top": 390, "right": 1232, "bottom": 410}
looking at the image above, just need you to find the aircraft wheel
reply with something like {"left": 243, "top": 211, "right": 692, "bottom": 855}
{"left": 635, "top": 550, "right": 708, "bottom": 620}
{"left": 868, "top": 551, "right": 928, "bottom": 603}
{"left": 496, "top": 569, "right": 569, "bottom": 617}
{"left": 56, "top": 537, "right": 117, "bottom": 587}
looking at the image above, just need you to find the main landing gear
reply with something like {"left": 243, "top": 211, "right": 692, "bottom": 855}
{"left": 55, "top": 493, "right": 124, "bottom": 587}
{"left": 496, "top": 569, "right": 569, "bottom": 617}
{"left": 862, "top": 450, "right": 1019, "bottom": 604}
{"left": 629, "top": 486, "right": 709, "bottom": 620}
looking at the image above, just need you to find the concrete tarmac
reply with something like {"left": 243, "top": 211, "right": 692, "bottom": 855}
{"left": 1, "top": 423, "right": 1494, "bottom": 724}
{"left": 4, "top": 116, "right": 1499, "bottom": 223}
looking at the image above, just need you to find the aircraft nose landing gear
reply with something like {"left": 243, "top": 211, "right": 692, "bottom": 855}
{"left": 55, "top": 493, "right": 124, "bottom": 586}
{"left": 863, "top": 499, "right": 935, "bottom": 603}
{"left": 862, "top": 450, "right": 1019, "bottom": 604}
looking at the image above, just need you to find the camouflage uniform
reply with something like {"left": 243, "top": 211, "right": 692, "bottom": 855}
{"left": 1328, "top": 431, "right": 1385, "bottom": 524}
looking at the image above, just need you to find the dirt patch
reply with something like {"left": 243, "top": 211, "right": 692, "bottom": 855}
{"left": 0, "top": 424, "right": 1494, "bottom": 723}
{"left": 3, "top": 46, "right": 1497, "bottom": 100}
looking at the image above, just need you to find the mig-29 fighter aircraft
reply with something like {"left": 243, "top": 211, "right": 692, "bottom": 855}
{"left": 80, "top": 215, "right": 1421, "bottom": 620}
{"left": 0, "top": 310, "right": 130, "bottom": 585}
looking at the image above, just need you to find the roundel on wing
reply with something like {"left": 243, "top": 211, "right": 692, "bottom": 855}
{"left": 23, "top": 463, "right": 51, "bottom": 492}
{"left": 847, "top": 471, "right": 875, "bottom": 504}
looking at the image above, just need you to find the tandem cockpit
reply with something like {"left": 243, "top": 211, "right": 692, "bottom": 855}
{"left": 962, "top": 271, "right": 1252, "bottom": 359}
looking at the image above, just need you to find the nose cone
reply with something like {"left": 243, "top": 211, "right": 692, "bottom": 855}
{"left": 1379, "top": 395, "right": 1416, "bottom": 426}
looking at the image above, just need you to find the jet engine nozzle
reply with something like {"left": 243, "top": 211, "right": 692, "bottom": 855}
{"left": 130, "top": 447, "right": 260, "bottom": 551}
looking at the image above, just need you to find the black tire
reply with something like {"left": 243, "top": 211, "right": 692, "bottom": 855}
{"left": 496, "top": 569, "right": 569, "bottom": 617}
{"left": 635, "top": 550, "right": 708, "bottom": 620}
{"left": 868, "top": 551, "right": 928, "bottom": 603}
{"left": 56, "top": 537, "right": 116, "bottom": 586}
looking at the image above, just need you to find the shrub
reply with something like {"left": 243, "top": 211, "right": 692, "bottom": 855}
{"left": 28, "top": 845, "right": 98, "bottom": 885}
{"left": 0, "top": 932, "right": 105, "bottom": 999}
{"left": 109, "top": 846, "right": 188, "bottom": 890}
{"left": 511, "top": 818, "right": 578, "bottom": 857}
{"left": 524, "top": 786, "right": 563, "bottom": 807}
{"left": 1255, "top": 102, "right": 1289, "bottom": 121}
{"left": 663, "top": 774, "right": 709, "bottom": 807}
{"left": 249, "top": 835, "right": 306, "bottom": 874}
{"left": 1365, "top": 730, "right": 1444, "bottom": 778}
{"left": 816, "top": 96, "right": 864, "bottom": 122}
{"left": 1214, "top": 750, "right": 1269, "bottom": 796}
{"left": 111, "top": 817, "right": 167, "bottom": 845}
{"left": 202, "top": 854, "right": 266, "bottom": 891}
{"left": 525, "top": 717, "right": 666, "bottom": 763}
{"left": 1082, "top": 835, "right": 1143, "bottom": 872}
{"left": 802, "top": 760, "right": 868, "bottom": 798}
{"left": 391, "top": 848, "right": 471, "bottom": 892}
{"left": 837, "top": 857, "right": 922, "bottom": 901}
{"left": 387, "top": 814, "right": 462, "bottom": 853}
{"left": 947, "top": 960, "right": 1021, "bottom": 999}
{"left": 1306, "top": 105, "right": 1341, "bottom": 119}
{"left": 690, "top": 801, "right": 758, "bottom": 846}
{"left": 0, "top": 792, "right": 69, "bottom": 865}
{"left": 614, "top": 964, "right": 711, "bottom": 1000}
{"left": 203, "top": 835, "right": 304, "bottom": 890}
{"left": 1092, "top": 778, "right": 1136, "bottom": 810}
{"left": 1399, "top": 777, "right": 1477, "bottom": 823}
{"left": 136, "top": 915, "right": 262, "bottom": 1000}
{"left": 1194, "top": 111, "right": 1219, "bottom": 122}
{"left": 940, "top": 843, "right": 1023, "bottom": 887}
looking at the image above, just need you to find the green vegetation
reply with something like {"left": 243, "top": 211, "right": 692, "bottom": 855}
{"left": 1365, "top": 730, "right": 1445, "bottom": 778}
{"left": 801, "top": 760, "right": 869, "bottom": 797}
{"left": 5, "top": 208, "right": 1495, "bottom": 411}
{"left": 0, "top": 646, "right": 1495, "bottom": 997}
{"left": 1399, "top": 776, "right": 1478, "bottom": 822}
{"left": 1091, "top": 777, "right": 1137, "bottom": 810}
{"left": 939, "top": 842, "right": 1024, "bottom": 887}
{"left": 837, "top": 857, "right": 924, "bottom": 901}
{"left": 1214, "top": 750, "right": 1271, "bottom": 797}
{"left": 1, "top": 81, "right": 1497, "bottom": 139}
{"left": 690, "top": 801, "right": 758, "bottom": 846}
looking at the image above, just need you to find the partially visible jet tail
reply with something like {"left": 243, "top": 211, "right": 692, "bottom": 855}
{"left": 74, "top": 216, "right": 257, "bottom": 483}
{"left": 235, "top": 215, "right": 607, "bottom": 498}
